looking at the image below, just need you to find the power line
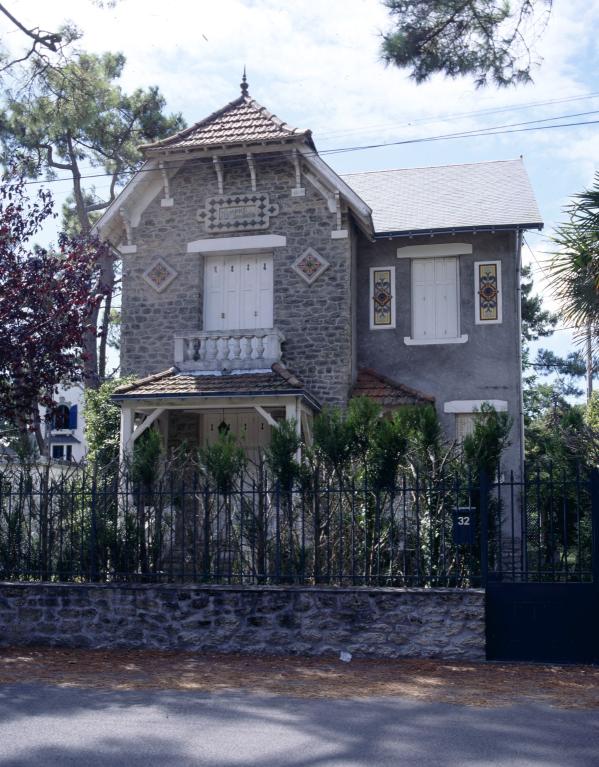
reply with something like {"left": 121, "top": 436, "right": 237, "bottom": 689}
{"left": 318, "top": 91, "right": 599, "bottom": 141}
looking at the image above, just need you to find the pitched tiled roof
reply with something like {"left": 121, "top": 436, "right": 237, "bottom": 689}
{"left": 141, "top": 95, "right": 312, "bottom": 154}
{"left": 112, "top": 364, "right": 320, "bottom": 409}
{"left": 341, "top": 159, "right": 543, "bottom": 235}
{"left": 351, "top": 368, "right": 434, "bottom": 407}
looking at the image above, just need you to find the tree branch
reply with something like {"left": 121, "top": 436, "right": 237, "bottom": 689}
{"left": 0, "top": 4, "right": 62, "bottom": 52}
{"left": 40, "top": 144, "right": 73, "bottom": 171}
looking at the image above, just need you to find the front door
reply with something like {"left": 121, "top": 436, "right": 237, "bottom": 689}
{"left": 204, "top": 254, "right": 273, "bottom": 331}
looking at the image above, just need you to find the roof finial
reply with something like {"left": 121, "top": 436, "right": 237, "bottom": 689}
{"left": 240, "top": 67, "right": 249, "bottom": 97}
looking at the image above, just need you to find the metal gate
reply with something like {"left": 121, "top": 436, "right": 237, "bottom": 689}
{"left": 484, "top": 469, "right": 599, "bottom": 664}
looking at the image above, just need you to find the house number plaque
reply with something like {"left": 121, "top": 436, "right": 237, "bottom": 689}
{"left": 452, "top": 507, "right": 476, "bottom": 545}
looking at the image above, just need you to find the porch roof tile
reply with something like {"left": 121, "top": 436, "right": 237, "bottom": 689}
{"left": 112, "top": 364, "right": 320, "bottom": 409}
{"left": 351, "top": 368, "right": 434, "bottom": 407}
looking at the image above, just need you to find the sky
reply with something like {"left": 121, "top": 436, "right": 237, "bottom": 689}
{"left": 2, "top": 0, "right": 599, "bottom": 386}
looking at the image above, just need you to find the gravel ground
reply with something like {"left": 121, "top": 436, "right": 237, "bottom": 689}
{"left": 0, "top": 646, "right": 598, "bottom": 708}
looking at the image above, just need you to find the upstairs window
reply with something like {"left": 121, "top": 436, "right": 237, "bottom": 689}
{"left": 52, "top": 404, "right": 77, "bottom": 430}
{"left": 204, "top": 253, "right": 273, "bottom": 332}
{"left": 412, "top": 257, "right": 459, "bottom": 341}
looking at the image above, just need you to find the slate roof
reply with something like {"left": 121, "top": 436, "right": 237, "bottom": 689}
{"left": 141, "top": 95, "right": 313, "bottom": 154}
{"left": 112, "top": 364, "right": 320, "bottom": 409}
{"left": 341, "top": 159, "right": 543, "bottom": 235}
{"left": 351, "top": 368, "right": 434, "bottom": 407}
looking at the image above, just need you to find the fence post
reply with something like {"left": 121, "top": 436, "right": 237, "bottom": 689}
{"left": 89, "top": 468, "right": 98, "bottom": 582}
{"left": 479, "top": 469, "right": 489, "bottom": 588}
{"left": 590, "top": 468, "right": 599, "bottom": 587}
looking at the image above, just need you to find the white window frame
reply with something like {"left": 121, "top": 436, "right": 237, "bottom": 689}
{"left": 474, "top": 260, "right": 502, "bottom": 325}
{"left": 369, "top": 266, "right": 396, "bottom": 330}
{"left": 444, "top": 400, "right": 508, "bottom": 444}
{"left": 404, "top": 255, "right": 468, "bottom": 345}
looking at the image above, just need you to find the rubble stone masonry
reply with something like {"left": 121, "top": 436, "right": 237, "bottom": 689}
{"left": 0, "top": 583, "right": 485, "bottom": 660}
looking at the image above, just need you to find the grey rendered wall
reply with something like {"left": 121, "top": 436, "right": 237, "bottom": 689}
{"left": 356, "top": 231, "right": 522, "bottom": 474}
{"left": 120, "top": 154, "right": 354, "bottom": 406}
{"left": 0, "top": 582, "right": 485, "bottom": 660}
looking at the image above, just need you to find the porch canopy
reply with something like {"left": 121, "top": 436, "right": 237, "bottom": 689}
{"left": 112, "top": 363, "right": 320, "bottom": 460}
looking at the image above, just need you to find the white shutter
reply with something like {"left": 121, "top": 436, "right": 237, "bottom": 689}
{"left": 224, "top": 255, "right": 241, "bottom": 330}
{"left": 435, "top": 257, "right": 458, "bottom": 338}
{"left": 412, "top": 259, "right": 436, "bottom": 339}
{"left": 204, "top": 253, "right": 273, "bottom": 331}
{"left": 456, "top": 413, "right": 478, "bottom": 444}
{"left": 239, "top": 256, "right": 257, "bottom": 329}
{"left": 257, "top": 255, "right": 273, "bottom": 329}
{"left": 204, "top": 256, "right": 224, "bottom": 331}
{"left": 412, "top": 257, "right": 458, "bottom": 340}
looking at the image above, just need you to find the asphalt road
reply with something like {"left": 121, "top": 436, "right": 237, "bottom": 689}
{"left": 0, "top": 684, "right": 597, "bottom": 766}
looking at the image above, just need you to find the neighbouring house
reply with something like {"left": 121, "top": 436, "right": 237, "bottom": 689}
{"left": 94, "top": 75, "right": 542, "bottom": 474}
{"left": 43, "top": 385, "right": 86, "bottom": 463}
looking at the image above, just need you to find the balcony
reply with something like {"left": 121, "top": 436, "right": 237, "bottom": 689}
{"left": 174, "top": 328, "right": 285, "bottom": 372}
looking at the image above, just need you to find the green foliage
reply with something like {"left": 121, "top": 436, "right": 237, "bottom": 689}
{"left": 0, "top": 51, "right": 186, "bottom": 232}
{"left": 521, "top": 264, "right": 558, "bottom": 343}
{"left": 524, "top": 383, "right": 589, "bottom": 470}
{"left": 312, "top": 405, "right": 353, "bottom": 477}
{"left": 367, "top": 414, "right": 408, "bottom": 490}
{"left": 265, "top": 419, "right": 301, "bottom": 490}
{"left": 381, "top": 0, "right": 552, "bottom": 88}
{"left": 548, "top": 172, "right": 599, "bottom": 354}
{"left": 83, "top": 377, "right": 134, "bottom": 467}
{"left": 199, "top": 431, "right": 246, "bottom": 493}
{"left": 462, "top": 403, "right": 512, "bottom": 477}
{"left": 393, "top": 404, "right": 444, "bottom": 470}
{"left": 131, "top": 427, "right": 162, "bottom": 487}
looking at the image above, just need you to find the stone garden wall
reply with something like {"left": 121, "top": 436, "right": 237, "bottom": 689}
{"left": 0, "top": 583, "right": 485, "bottom": 660}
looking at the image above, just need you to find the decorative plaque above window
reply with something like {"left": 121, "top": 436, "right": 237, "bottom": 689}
{"left": 196, "top": 193, "right": 280, "bottom": 233}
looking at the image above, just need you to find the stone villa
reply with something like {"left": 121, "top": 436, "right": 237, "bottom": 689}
{"left": 94, "top": 75, "right": 543, "bottom": 472}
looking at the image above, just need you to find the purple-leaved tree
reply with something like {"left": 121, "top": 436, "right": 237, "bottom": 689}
{"left": 0, "top": 171, "right": 110, "bottom": 453}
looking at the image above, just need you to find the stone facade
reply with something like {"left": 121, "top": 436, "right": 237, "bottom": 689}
{"left": 0, "top": 583, "right": 485, "bottom": 660}
{"left": 121, "top": 155, "right": 354, "bottom": 407}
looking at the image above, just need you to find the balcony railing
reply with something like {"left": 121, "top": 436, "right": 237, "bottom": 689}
{"left": 174, "top": 328, "right": 285, "bottom": 372}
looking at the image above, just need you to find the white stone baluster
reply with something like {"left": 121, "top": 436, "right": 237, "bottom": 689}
{"left": 228, "top": 336, "right": 241, "bottom": 360}
{"left": 250, "top": 335, "right": 264, "bottom": 361}
{"left": 216, "top": 336, "right": 228, "bottom": 361}
{"left": 239, "top": 336, "right": 251, "bottom": 360}
{"left": 205, "top": 337, "right": 217, "bottom": 361}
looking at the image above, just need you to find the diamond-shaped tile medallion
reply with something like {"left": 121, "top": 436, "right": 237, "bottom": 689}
{"left": 291, "top": 247, "right": 329, "bottom": 285}
{"left": 143, "top": 258, "right": 178, "bottom": 293}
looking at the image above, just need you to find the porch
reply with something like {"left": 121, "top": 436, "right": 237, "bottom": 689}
{"left": 113, "top": 363, "right": 319, "bottom": 461}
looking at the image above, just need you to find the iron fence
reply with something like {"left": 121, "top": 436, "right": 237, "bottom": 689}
{"left": 0, "top": 464, "right": 595, "bottom": 587}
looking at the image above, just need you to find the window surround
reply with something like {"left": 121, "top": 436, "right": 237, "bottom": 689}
{"left": 444, "top": 400, "right": 508, "bottom": 413}
{"left": 396, "top": 243, "right": 473, "bottom": 259}
{"left": 187, "top": 234, "right": 286, "bottom": 254}
{"left": 474, "top": 260, "right": 503, "bottom": 324}
{"left": 369, "top": 266, "right": 396, "bottom": 330}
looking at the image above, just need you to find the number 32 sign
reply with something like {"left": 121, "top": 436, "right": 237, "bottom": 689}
{"left": 452, "top": 507, "right": 476, "bottom": 545}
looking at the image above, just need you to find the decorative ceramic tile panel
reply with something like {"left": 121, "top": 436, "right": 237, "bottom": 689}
{"left": 291, "top": 247, "right": 330, "bottom": 285}
{"left": 196, "top": 193, "right": 280, "bottom": 233}
{"left": 370, "top": 267, "right": 395, "bottom": 328}
{"left": 476, "top": 261, "right": 501, "bottom": 323}
{"left": 142, "top": 258, "right": 178, "bottom": 293}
